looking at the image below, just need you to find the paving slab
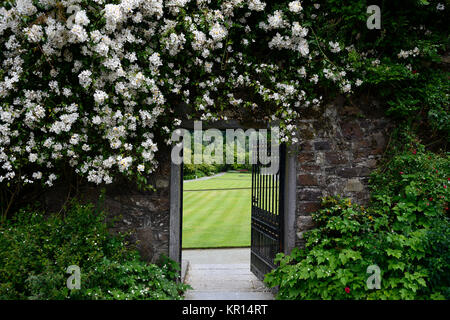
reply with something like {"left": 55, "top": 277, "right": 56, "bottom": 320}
{"left": 183, "top": 249, "right": 274, "bottom": 300}
{"left": 183, "top": 248, "right": 250, "bottom": 264}
{"left": 184, "top": 291, "right": 274, "bottom": 300}
{"left": 189, "top": 263, "right": 249, "bottom": 270}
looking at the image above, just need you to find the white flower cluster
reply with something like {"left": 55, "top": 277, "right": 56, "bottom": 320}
{"left": 397, "top": 47, "right": 420, "bottom": 59}
{"left": 329, "top": 41, "right": 341, "bottom": 53}
{"left": 248, "top": 0, "right": 266, "bottom": 11}
{"left": 288, "top": 1, "right": 303, "bottom": 13}
{"left": 209, "top": 23, "right": 228, "bottom": 42}
{"left": 0, "top": 0, "right": 362, "bottom": 187}
{"left": 268, "top": 21, "right": 309, "bottom": 56}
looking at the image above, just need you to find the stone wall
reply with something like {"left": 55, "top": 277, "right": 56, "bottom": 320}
{"left": 41, "top": 156, "right": 172, "bottom": 264}
{"left": 294, "top": 96, "right": 392, "bottom": 247}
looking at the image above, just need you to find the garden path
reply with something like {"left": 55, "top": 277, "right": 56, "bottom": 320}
{"left": 182, "top": 248, "right": 274, "bottom": 300}
{"left": 183, "top": 172, "right": 226, "bottom": 182}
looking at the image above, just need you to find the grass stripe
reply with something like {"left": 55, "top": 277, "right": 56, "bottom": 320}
{"left": 182, "top": 172, "right": 252, "bottom": 248}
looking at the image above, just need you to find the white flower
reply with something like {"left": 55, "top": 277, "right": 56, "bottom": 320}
{"left": 78, "top": 70, "right": 92, "bottom": 88}
{"left": 32, "top": 171, "right": 42, "bottom": 180}
{"left": 436, "top": 3, "right": 445, "bottom": 10}
{"left": 15, "top": 0, "right": 37, "bottom": 16}
{"left": 209, "top": 23, "right": 227, "bottom": 41}
{"left": 92, "top": 116, "right": 102, "bottom": 125}
{"left": 192, "top": 30, "right": 206, "bottom": 50}
{"left": 28, "top": 153, "right": 38, "bottom": 162}
{"left": 164, "top": 33, "right": 186, "bottom": 56}
{"left": 94, "top": 41, "right": 109, "bottom": 56}
{"left": 329, "top": 41, "right": 341, "bottom": 53}
{"left": 104, "top": 4, "right": 123, "bottom": 30}
{"left": 342, "top": 82, "right": 352, "bottom": 93}
{"left": 267, "top": 10, "right": 284, "bottom": 29}
{"left": 74, "top": 10, "right": 90, "bottom": 26}
{"left": 149, "top": 52, "right": 163, "bottom": 68}
{"left": 298, "top": 66, "right": 307, "bottom": 78}
{"left": 70, "top": 134, "right": 80, "bottom": 145}
{"left": 69, "top": 24, "right": 88, "bottom": 43}
{"left": 292, "top": 22, "right": 308, "bottom": 37}
{"left": 62, "top": 88, "right": 72, "bottom": 97}
{"left": 296, "top": 38, "right": 309, "bottom": 56}
{"left": 45, "top": 173, "right": 57, "bottom": 186}
{"left": 121, "top": 0, "right": 139, "bottom": 13}
{"left": 248, "top": 0, "right": 266, "bottom": 11}
{"left": 104, "top": 175, "right": 113, "bottom": 184}
{"left": 24, "top": 25, "right": 43, "bottom": 43}
{"left": 288, "top": 1, "right": 303, "bottom": 13}
{"left": 204, "top": 62, "right": 213, "bottom": 73}
{"left": 94, "top": 90, "right": 108, "bottom": 105}
{"left": 137, "top": 164, "right": 145, "bottom": 172}
{"left": 397, "top": 47, "right": 419, "bottom": 59}
{"left": 117, "top": 156, "right": 132, "bottom": 172}
{"left": 90, "top": 30, "right": 103, "bottom": 43}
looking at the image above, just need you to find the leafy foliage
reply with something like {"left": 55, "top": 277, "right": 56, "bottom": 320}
{"left": 0, "top": 201, "right": 189, "bottom": 299}
{"left": 265, "top": 139, "right": 449, "bottom": 299}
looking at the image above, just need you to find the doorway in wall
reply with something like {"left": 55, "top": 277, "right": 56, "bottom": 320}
{"left": 173, "top": 126, "right": 287, "bottom": 299}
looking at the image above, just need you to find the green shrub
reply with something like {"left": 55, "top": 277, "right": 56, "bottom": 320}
{"left": 0, "top": 202, "right": 189, "bottom": 300}
{"left": 265, "top": 146, "right": 449, "bottom": 300}
{"left": 183, "top": 162, "right": 226, "bottom": 180}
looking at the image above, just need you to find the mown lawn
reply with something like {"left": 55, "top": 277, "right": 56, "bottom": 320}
{"left": 182, "top": 172, "right": 251, "bottom": 248}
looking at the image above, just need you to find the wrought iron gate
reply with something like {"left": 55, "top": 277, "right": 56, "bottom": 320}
{"left": 250, "top": 140, "right": 286, "bottom": 280}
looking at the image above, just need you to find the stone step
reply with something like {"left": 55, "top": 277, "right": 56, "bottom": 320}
{"left": 189, "top": 263, "right": 249, "bottom": 270}
{"left": 186, "top": 272, "right": 259, "bottom": 281}
{"left": 189, "top": 268, "right": 256, "bottom": 278}
{"left": 186, "top": 279, "right": 268, "bottom": 291}
{"left": 184, "top": 291, "right": 274, "bottom": 300}
{"left": 182, "top": 249, "right": 274, "bottom": 301}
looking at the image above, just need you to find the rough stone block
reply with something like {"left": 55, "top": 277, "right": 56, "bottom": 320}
{"left": 358, "top": 167, "right": 372, "bottom": 176}
{"left": 325, "top": 152, "right": 347, "bottom": 165}
{"left": 362, "top": 158, "right": 377, "bottom": 168}
{"left": 296, "top": 231, "right": 305, "bottom": 240}
{"left": 337, "top": 167, "right": 371, "bottom": 178}
{"left": 297, "top": 215, "right": 315, "bottom": 231}
{"left": 136, "top": 226, "right": 155, "bottom": 262}
{"left": 339, "top": 105, "right": 360, "bottom": 116}
{"left": 298, "top": 174, "right": 319, "bottom": 186}
{"left": 298, "top": 152, "right": 315, "bottom": 163}
{"left": 300, "top": 142, "right": 313, "bottom": 151}
{"left": 315, "top": 152, "right": 326, "bottom": 165}
{"left": 298, "top": 189, "right": 322, "bottom": 201}
{"left": 300, "top": 164, "right": 321, "bottom": 172}
{"left": 156, "top": 178, "right": 169, "bottom": 189}
{"left": 344, "top": 178, "right": 364, "bottom": 192}
{"left": 314, "top": 141, "right": 331, "bottom": 150}
{"left": 337, "top": 167, "right": 359, "bottom": 178}
{"left": 354, "top": 139, "right": 370, "bottom": 149}
{"left": 324, "top": 167, "right": 337, "bottom": 175}
{"left": 342, "top": 121, "right": 363, "bottom": 139}
{"left": 298, "top": 201, "right": 321, "bottom": 214}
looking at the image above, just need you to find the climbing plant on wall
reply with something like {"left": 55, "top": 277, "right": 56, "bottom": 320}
{"left": 0, "top": 0, "right": 448, "bottom": 193}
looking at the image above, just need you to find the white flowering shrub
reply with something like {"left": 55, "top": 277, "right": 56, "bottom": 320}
{"left": 0, "top": 0, "right": 447, "bottom": 191}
